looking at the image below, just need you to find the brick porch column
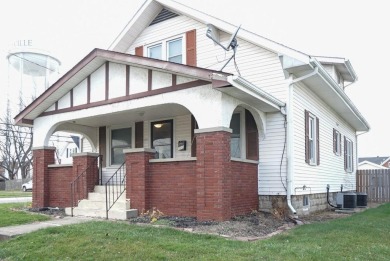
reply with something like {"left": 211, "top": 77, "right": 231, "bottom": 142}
{"left": 32, "top": 147, "right": 55, "bottom": 208}
{"left": 72, "top": 152, "right": 100, "bottom": 200}
{"left": 124, "top": 148, "right": 155, "bottom": 213}
{"left": 195, "top": 127, "right": 232, "bottom": 221}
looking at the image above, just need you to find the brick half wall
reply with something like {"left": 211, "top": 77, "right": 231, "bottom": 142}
{"left": 48, "top": 165, "right": 73, "bottom": 207}
{"left": 231, "top": 160, "right": 259, "bottom": 216}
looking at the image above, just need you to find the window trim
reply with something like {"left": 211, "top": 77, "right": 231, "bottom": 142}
{"left": 344, "top": 137, "right": 354, "bottom": 172}
{"left": 305, "top": 110, "right": 320, "bottom": 166}
{"left": 146, "top": 35, "right": 186, "bottom": 64}
{"left": 333, "top": 129, "right": 342, "bottom": 156}
{"left": 107, "top": 124, "right": 134, "bottom": 166}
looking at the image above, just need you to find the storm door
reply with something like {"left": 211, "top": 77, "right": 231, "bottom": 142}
{"left": 111, "top": 127, "right": 132, "bottom": 165}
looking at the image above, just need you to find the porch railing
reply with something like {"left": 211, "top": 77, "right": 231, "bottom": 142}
{"left": 105, "top": 161, "right": 126, "bottom": 219}
{"left": 70, "top": 155, "right": 102, "bottom": 216}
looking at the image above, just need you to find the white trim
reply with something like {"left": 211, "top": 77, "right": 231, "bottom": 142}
{"left": 72, "top": 152, "right": 100, "bottom": 157}
{"left": 194, "top": 127, "right": 232, "bottom": 134}
{"left": 48, "top": 164, "right": 73, "bottom": 168}
{"left": 231, "top": 158, "right": 258, "bottom": 164}
{"left": 145, "top": 34, "right": 186, "bottom": 64}
{"left": 107, "top": 124, "right": 134, "bottom": 166}
{"left": 149, "top": 157, "right": 196, "bottom": 163}
{"left": 123, "top": 148, "right": 156, "bottom": 154}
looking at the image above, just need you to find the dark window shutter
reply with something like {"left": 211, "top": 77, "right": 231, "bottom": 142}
{"left": 135, "top": 46, "right": 143, "bottom": 57}
{"left": 245, "top": 110, "right": 258, "bottom": 160}
{"left": 351, "top": 141, "right": 354, "bottom": 172}
{"left": 99, "top": 127, "right": 106, "bottom": 167}
{"left": 344, "top": 136, "right": 347, "bottom": 170}
{"left": 135, "top": 122, "right": 144, "bottom": 148}
{"left": 186, "top": 30, "right": 197, "bottom": 66}
{"left": 316, "top": 117, "right": 320, "bottom": 165}
{"left": 333, "top": 129, "right": 336, "bottom": 153}
{"left": 304, "top": 110, "right": 309, "bottom": 164}
{"left": 191, "top": 115, "right": 198, "bottom": 157}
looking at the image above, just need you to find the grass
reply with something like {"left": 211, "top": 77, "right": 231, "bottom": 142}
{"left": 0, "top": 191, "right": 32, "bottom": 198}
{"left": 0, "top": 203, "right": 51, "bottom": 228}
{"left": 0, "top": 203, "right": 389, "bottom": 260}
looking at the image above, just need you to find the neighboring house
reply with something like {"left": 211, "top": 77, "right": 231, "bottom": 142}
{"left": 14, "top": 0, "right": 369, "bottom": 220}
{"left": 358, "top": 160, "right": 388, "bottom": 170}
{"left": 359, "top": 156, "right": 390, "bottom": 169}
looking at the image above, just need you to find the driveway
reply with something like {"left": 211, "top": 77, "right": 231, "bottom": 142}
{"left": 0, "top": 197, "right": 32, "bottom": 204}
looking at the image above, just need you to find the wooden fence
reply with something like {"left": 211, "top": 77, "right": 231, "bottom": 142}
{"left": 356, "top": 169, "right": 390, "bottom": 203}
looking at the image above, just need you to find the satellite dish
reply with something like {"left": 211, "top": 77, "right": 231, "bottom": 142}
{"left": 206, "top": 24, "right": 241, "bottom": 70}
{"left": 206, "top": 24, "right": 241, "bottom": 51}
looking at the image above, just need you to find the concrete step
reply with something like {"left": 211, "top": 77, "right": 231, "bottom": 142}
{"left": 87, "top": 192, "right": 126, "bottom": 201}
{"left": 77, "top": 198, "right": 130, "bottom": 210}
{"left": 94, "top": 185, "right": 125, "bottom": 194}
{"left": 65, "top": 207, "right": 138, "bottom": 220}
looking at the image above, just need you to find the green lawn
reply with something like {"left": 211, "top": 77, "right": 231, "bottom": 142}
{"left": 0, "top": 203, "right": 50, "bottom": 228}
{"left": 0, "top": 191, "right": 32, "bottom": 198}
{"left": 0, "top": 203, "right": 389, "bottom": 260}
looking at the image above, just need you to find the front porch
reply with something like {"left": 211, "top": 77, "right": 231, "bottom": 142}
{"left": 33, "top": 127, "right": 259, "bottom": 221}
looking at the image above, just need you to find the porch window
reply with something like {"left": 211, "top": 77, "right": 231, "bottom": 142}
{"left": 111, "top": 128, "right": 132, "bottom": 165}
{"left": 151, "top": 120, "right": 173, "bottom": 159}
{"left": 230, "top": 113, "right": 241, "bottom": 158}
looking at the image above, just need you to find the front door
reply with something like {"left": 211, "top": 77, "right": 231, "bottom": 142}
{"left": 111, "top": 127, "right": 132, "bottom": 165}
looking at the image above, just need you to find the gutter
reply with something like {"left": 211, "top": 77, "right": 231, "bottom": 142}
{"left": 309, "top": 58, "right": 370, "bottom": 131}
{"left": 228, "top": 75, "right": 286, "bottom": 108}
{"left": 285, "top": 67, "right": 318, "bottom": 215}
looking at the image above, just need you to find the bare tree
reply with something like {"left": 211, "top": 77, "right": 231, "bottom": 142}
{"left": 0, "top": 100, "right": 33, "bottom": 179}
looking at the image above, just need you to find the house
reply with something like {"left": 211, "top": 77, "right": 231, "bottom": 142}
{"left": 14, "top": 0, "right": 369, "bottom": 220}
{"left": 358, "top": 156, "right": 390, "bottom": 169}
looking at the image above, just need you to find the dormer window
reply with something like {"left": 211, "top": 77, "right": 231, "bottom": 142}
{"left": 147, "top": 37, "right": 184, "bottom": 64}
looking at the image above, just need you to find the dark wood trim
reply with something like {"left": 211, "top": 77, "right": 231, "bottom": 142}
{"left": 191, "top": 115, "right": 198, "bottom": 157}
{"left": 135, "top": 121, "right": 144, "bottom": 148}
{"left": 212, "top": 79, "right": 231, "bottom": 88}
{"left": 39, "top": 80, "right": 209, "bottom": 117}
{"left": 172, "top": 74, "right": 177, "bottom": 87}
{"left": 55, "top": 101, "right": 58, "bottom": 111}
{"left": 21, "top": 119, "right": 33, "bottom": 125}
{"left": 87, "top": 75, "right": 91, "bottom": 104}
{"left": 126, "top": 65, "right": 130, "bottom": 96}
{"left": 148, "top": 69, "right": 152, "bottom": 91}
{"left": 99, "top": 127, "right": 107, "bottom": 168}
{"left": 70, "top": 89, "right": 73, "bottom": 107}
{"left": 105, "top": 62, "right": 109, "bottom": 100}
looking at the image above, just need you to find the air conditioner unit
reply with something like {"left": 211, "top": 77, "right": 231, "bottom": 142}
{"left": 336, "top": 192, "right": 357, "bottom": 209}
{"left": 356, "top": 192, "right": 368, "bottom": 207}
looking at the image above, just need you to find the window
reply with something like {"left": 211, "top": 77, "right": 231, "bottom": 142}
{"left": 147, "top": 44, "right": 162, "bottom": 59}
{"left": 305, "top": 110, "right": 319, "bottom": 165}
{"left": 230, "top": 113, "right": 241, "bottom": 158}
{"left": 344, "top": 137, "right": 353, "bottom": 172}
{"left": 167, "top": 38, "right": 182, "bottom": 63}
{"left": 229, "top": 109, "right": 259, "bottom": 160}
{"left": 147, "top": 37, "right": 183, "bottom": 64}
{"left": 111, "top": 127, "right": 132, "bottom": 165}
{"left": 333, "top": 129, "right": 341, "bottom": 156}
{"left": 303, "top": 195, "right": 309, "bottom": 207}
{"left": 151, "top": 120, "right": 173, "bottom": 159}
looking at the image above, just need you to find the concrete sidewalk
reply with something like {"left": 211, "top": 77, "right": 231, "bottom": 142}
{"left": 0, "top": 197, "right": 32, "bottom": 204}
{"left": 0, "top": 216, "right": 93, "bottom": 240}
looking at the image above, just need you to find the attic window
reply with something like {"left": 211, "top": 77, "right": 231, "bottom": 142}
{"left": 149, "top": 8, "right": 179, "bottom": 26}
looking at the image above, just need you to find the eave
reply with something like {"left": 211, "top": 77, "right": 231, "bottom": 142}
{"left": 212, "top": 74, "right": 285, "bottom": 113}
{"left": 281, "top": 55, "right": 369, "bottom": 132}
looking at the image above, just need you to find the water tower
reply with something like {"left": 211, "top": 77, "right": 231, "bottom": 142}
{"left": 6, "top": 39, "right": 61, "bottom": 111}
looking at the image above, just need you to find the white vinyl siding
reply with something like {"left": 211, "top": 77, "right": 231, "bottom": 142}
{"left": 174, "top": 114, "right": 192, "bottom": 158}
{"left": 258, "top": 112, "right": 287, "bottom": 195}
{"left": 127, "top": 15, "right": 288, "bottom": 101}
{"left": 293, "top": 81, "right": 357, "bottom": 194}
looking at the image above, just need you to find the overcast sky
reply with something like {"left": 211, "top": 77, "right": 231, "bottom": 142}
{"left": 0, "top": 0, "right": 387, "bottom": 157}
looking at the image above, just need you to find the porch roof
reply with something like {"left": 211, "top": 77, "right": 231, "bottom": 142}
{"left": 14, "top": 48, "right": 231, "bottom": 126}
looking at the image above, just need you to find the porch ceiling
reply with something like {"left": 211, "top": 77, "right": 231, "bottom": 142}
{"left": 63, "top": 104, "right": 190, "bottom": 128}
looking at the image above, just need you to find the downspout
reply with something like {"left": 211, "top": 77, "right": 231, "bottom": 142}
{"left": 285, "top": 67, "right": 318, "bottom": 215}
